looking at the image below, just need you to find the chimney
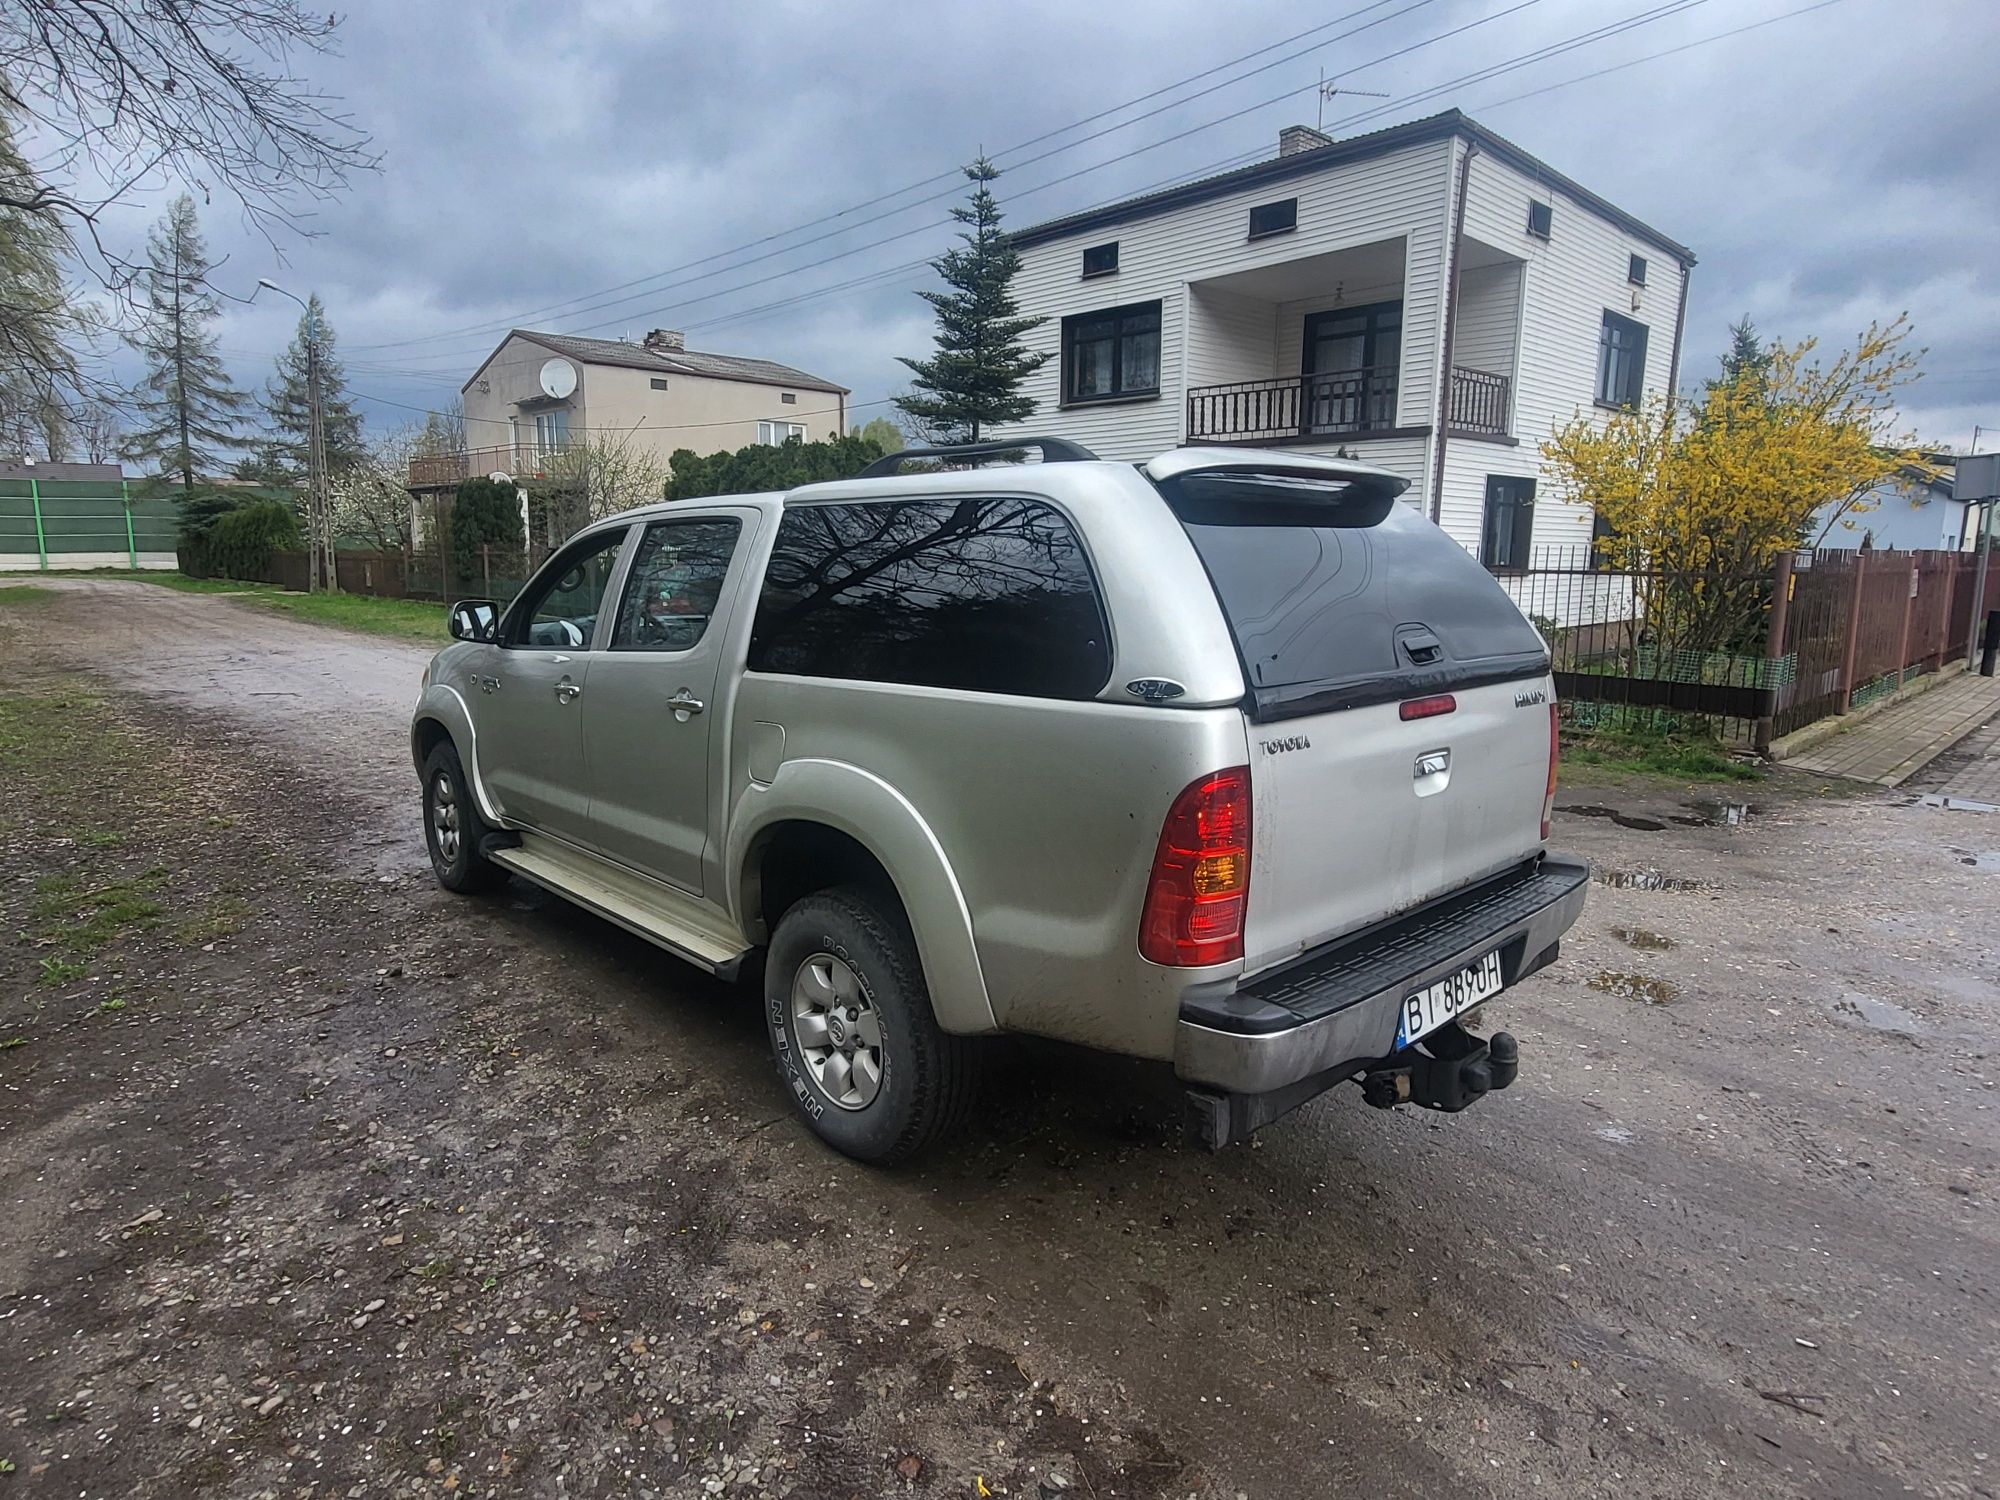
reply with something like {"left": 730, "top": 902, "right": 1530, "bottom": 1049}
{"left": 1279, "top": 124, "right": 1333, "bottom": 158}
{"left": 643, "top": 328, "right": 685, "bottom": 352}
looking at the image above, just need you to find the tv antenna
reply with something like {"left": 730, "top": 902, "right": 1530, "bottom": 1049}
{"left": 1318, "top": 70, "right": 1389, "bottom": 130}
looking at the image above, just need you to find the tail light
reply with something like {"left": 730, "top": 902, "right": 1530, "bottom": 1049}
{"left": 1400, "top": 694, "right": 1457, "bottom": 721}
{"left": 1542, "top": 702, "right": 1560, "bottom": 840}
{"left": 1139, "top": 767, "right": 1251, "bottom": 967}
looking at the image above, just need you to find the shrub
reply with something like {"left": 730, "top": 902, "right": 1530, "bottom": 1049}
{"left": 190, "top": 500, "right": 302, "bottom": 580}
{"left": 450, "top": 476, "right": 524, "bottom": 590}
{"left": 664, "top": 433, "right": 885, "bottom": 501}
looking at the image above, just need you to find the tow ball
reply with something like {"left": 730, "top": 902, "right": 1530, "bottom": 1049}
{"left": 1362, "top": 1021, "right": 1519, "bottom": 1112}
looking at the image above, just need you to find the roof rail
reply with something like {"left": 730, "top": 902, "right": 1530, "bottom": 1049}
{"left": 855, "top": 437, "right": 1100, "bottom": 478}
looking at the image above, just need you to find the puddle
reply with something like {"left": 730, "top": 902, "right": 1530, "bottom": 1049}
{"left": 1558, "top": 804, "right": 1667, "bottom": 832}
{"left": 1829, "top": 992, "right": 1934, "bottom": 1038}
{"left": 1593, "top": 867, "right": 1714, "bottom": 892}
{"left": 1920, "top": 794, "right": 2000, "bottom": 814}
{"left": 1593, "top": 1125, "right": 1636, "bottom": 1145}
{"left": 1671, "top": 799, "right": 1760, "bottom": 827}
{"left": 1588, "top": 970, "right": 1678, "bottom": 1005}
{"left": 1612, "top": 925, "right": 1677, "bottom": 951}
{"left": 1956, "top": 851, "right": 2000, "bottom": 871}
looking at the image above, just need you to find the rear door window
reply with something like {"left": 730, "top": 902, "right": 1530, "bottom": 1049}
{"left": 1155, "top": 470, "right": 1547, "bottom": 720}
{"left": 746, "top": 497, "right": 1110, "bottom": 699}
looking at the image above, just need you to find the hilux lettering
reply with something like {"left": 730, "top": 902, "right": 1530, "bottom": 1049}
{"left": 1514, "top": 687, "right": 1549, "bottom": 708}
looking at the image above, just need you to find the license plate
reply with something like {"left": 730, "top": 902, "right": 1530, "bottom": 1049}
{"left": 1397, "top": 950, "right": 1504, "bottom": 1047}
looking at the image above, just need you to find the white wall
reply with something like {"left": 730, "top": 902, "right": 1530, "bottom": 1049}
{"left": 1813, "top": 478, "right": 1969, "bottom": 551}
{"left": 1445, "top": 143, "right": 1688, "bottom": 558}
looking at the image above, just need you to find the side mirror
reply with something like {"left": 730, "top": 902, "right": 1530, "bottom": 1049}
{"left": 449, "top": 599, "right": 499, "bottom": 643}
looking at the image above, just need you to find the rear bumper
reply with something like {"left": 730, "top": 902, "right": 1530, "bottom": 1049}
{"left": 1173, "top": 853, "right": 1589, "bottom": 1095}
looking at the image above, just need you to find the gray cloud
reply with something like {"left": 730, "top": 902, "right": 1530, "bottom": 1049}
{"left": 81, "top": 0, "right": 1999, "bottom": 451}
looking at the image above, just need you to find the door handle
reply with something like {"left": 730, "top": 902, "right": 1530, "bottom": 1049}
{"left": 476, "top": 675, "right": 498, "bottom": 694}
{"left": 555, "top": 681, "right": 583, "bottom": 703}
{"left": 667, "top": 689, "right": 705, "bottom": 716}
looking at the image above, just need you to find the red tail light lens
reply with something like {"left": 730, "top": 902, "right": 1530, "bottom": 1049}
{"left": 1139, "top": 767, "right": 1251, "bottom": 967}
{"left": 1542, "top": 701, "right": 1560, "bottom": 840}
{"left": 1400, "top": 694, "right": 1457, "bottom": 721}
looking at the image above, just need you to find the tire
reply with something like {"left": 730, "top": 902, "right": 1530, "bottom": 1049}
{"left": 420, "top": 741, "right": 507, "bottom": 894}
{"left": 765, "top": 886, "right": 979, "bottom": 1165}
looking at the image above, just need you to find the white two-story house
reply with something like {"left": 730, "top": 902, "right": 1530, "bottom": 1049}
{"left": 991, "top": 109, "right": 1693, "bottom": 573}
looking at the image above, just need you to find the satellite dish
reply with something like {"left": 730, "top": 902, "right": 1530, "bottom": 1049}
{"left": 538, "top": 358, "right": 578, "bottom": 400}
{"left": 488, "top": 471, "right": 513, "bottom": 484}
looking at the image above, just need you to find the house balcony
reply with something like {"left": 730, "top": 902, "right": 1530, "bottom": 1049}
{"left": 1185, "top": 365, "right": 1510, "bottom": 446}
{"left": 406, "top": 442, "right": 572, "bottom": 491}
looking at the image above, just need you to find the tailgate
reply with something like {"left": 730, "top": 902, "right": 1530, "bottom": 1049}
{"left": 1242, "top": 676, "right": 1554, "bottom": 974}
{"left": 1146, "top": 460, "right": 1554, "bottom": 978}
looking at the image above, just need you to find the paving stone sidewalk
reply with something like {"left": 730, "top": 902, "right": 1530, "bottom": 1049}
{"left": 1784, "top": 669, "right": 2000, "bottom": 787}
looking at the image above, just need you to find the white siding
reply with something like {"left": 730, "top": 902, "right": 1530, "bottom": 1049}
{"left": 1446, "top": 143, "right": 1686, "bottom": 558}
{"left": 993, "top": 138, "right": 1454, "bottom": 462}
{"left": 1185, "top": 284, "right": 1277, "bottom": 386}
{"left": 1451, "top": 261, "right": 1522, "bottom": 384}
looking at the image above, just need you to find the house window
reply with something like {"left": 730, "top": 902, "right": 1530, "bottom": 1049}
{"left": 1627, "top": 254, "right": 1647, "bottom": 287}
{"left": 1526, "top": 200, "right": 1552, "bottom": 239}
{"left": 1248, "top": 198, "right": 1298, "bottom": 240}
{"left": 533, "top": 408, "right": 570, "bottom": 454}
{"left": 1590, "top": 510, "right": 1620, "bottom": 570}
{"left": 1596, "top": 311, "right": 1649, "bottom": 409}
{"left": 650, "top": 377, "right": 669, "bottom": 390}
{"left": 781, "top": 391, "right": 797, "bottom": 404}
{"left": 758, "top": 420, "right": 807, "bottom": 446}
{"left": 1061, "top": 300, "right": 1161, "bottom": 405}
{"left": 1082, "top": 242, "right": 1119, "bottom": 278}
{"left": 1481, "top": 477, "right": 1536, "bottom": 572}
{"left": 1302, "top": 301, "right": 1402, "bottom": 433}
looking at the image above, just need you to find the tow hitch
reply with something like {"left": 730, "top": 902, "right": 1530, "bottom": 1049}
{"left": 1361, "top": 1021, "right": 1519, "bottom": 1113}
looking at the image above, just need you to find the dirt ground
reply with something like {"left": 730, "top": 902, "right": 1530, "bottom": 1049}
{"left": 1, "top": 578, "right": 1995, "bottom": 1500}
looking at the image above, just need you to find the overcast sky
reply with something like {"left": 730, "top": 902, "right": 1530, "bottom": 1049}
{"left": 66, "top": 0, "right": 2000, "bottom": 453}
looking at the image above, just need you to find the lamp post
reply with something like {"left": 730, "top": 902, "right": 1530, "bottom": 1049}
{"left": 258, "top": 279, "right": 335, "bottom": 592}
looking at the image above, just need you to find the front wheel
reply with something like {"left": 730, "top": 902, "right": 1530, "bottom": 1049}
{"left": 420, "top": 741, "right": 507, "bottom": 893}
{"left": 765, "top": 887, "right": 979, "bottom": 1165}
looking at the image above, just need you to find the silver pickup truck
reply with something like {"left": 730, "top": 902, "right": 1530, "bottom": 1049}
{"left": 411, "top": 440, "right": 1586, "bottom": 1163}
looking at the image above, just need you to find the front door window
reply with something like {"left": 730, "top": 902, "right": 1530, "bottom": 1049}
{"left": 1303, "top": 301, "right": 1401, "bottom": 433}
{"left": 508, "top": 528, "right": 628, "bottom": 649}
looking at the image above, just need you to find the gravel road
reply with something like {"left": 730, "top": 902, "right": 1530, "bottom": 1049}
{"left": 2, "top": 579, "right": 1995, "bottom": 1500}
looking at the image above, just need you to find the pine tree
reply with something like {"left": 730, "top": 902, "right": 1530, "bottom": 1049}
{"left": 258, "top": 293, "right": 366, "bottom": 483}
{"left": 1708, "top": 316, "right": 1774, "bottom": 395}
{"left": 895, "top": 158, "right": 1049, "bottom": 444}
{"left": 123, "top": 195, "right": 251, "bottom": 506}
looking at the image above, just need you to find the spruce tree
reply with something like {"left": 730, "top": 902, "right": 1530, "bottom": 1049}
{"left": 123, "top": 195, "right": 250, "bottom": 506}
{"left": 895, "top": 158, "right": 1048, "bottom": 444}
{"left": 258, "top": 293, "right": 366, "bottom": 482}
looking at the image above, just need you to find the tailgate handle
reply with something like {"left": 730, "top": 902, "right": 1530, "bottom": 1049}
{"left": 1398, "top": 626, "right": 1444, "bottom": 667}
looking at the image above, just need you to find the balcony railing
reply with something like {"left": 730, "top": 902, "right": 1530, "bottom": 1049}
{"left": 1449, "top": 366, "right": 1511, "bottom": 437}
{"left": 406, "top": 442, "right": 572, "bottom": 490}
{"left": 1185, "top": 369, "right": 1399, "bottom": 445}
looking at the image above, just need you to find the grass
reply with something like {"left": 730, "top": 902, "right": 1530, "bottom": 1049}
{"left": 1563, "top": 721, "right": 1763, "bottom": 784}
{"left": 0, "top": 585, "right": 53, "bottom": 606}
{"left": 37, "top": 567, "right": 449, "bottom": 642}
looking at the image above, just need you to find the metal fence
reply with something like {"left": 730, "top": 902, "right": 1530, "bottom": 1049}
{"left": 0, "top": 479, "right": 180, "bottom": 569}
{"left": 1508, "top": 545, "right": 1984, "bottom": 749}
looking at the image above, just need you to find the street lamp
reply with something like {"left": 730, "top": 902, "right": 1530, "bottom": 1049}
{"left": 258, "top": 279, "right": 335, "bottom": 593}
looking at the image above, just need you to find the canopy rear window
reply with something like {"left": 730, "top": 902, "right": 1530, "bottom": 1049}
{"left": 1153, "top": 470, "right": 1549, "bottom": 721}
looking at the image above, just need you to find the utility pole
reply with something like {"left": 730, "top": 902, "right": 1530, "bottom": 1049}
{"left": 259, "top": 279, "right": 336, "bottom": 592}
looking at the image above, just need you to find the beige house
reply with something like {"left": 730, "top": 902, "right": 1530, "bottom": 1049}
{"left": 411, "top": 327, "right": 848, "bottom": 492}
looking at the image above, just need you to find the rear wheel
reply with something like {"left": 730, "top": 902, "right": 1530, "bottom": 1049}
{"left": 765, "top": 887, "right": 978, "bottom": 1164}
{"left": 421, "top": 741, "right": 507, "bottom": 893}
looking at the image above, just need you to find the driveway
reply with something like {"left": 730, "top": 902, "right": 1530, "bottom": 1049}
{"left": 2, "top": 579, "right": 1995, "bottom": 1500}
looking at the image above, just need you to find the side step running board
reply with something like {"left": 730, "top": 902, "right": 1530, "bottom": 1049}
{"left": 488, "top": 836, "right": 753, "bottom": 979}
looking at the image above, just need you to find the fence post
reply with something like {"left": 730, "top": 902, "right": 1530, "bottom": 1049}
{"left": 28, "top": 476, "right": 47, "bottom": 570}
{"left": 119, "top": 480, "right": 137, "bottom": 569}
{"left": 481, "top": 542, "right": 491, "bottom": 597}
{"left": 1895, "top": 556, "right": 1917, "bottom": 687}
{"left": 1837, "top": 549, "right": 1869, "bottom": 714}
{"left": 1756, "top": 551, "right": 1795, "bottom": 751}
